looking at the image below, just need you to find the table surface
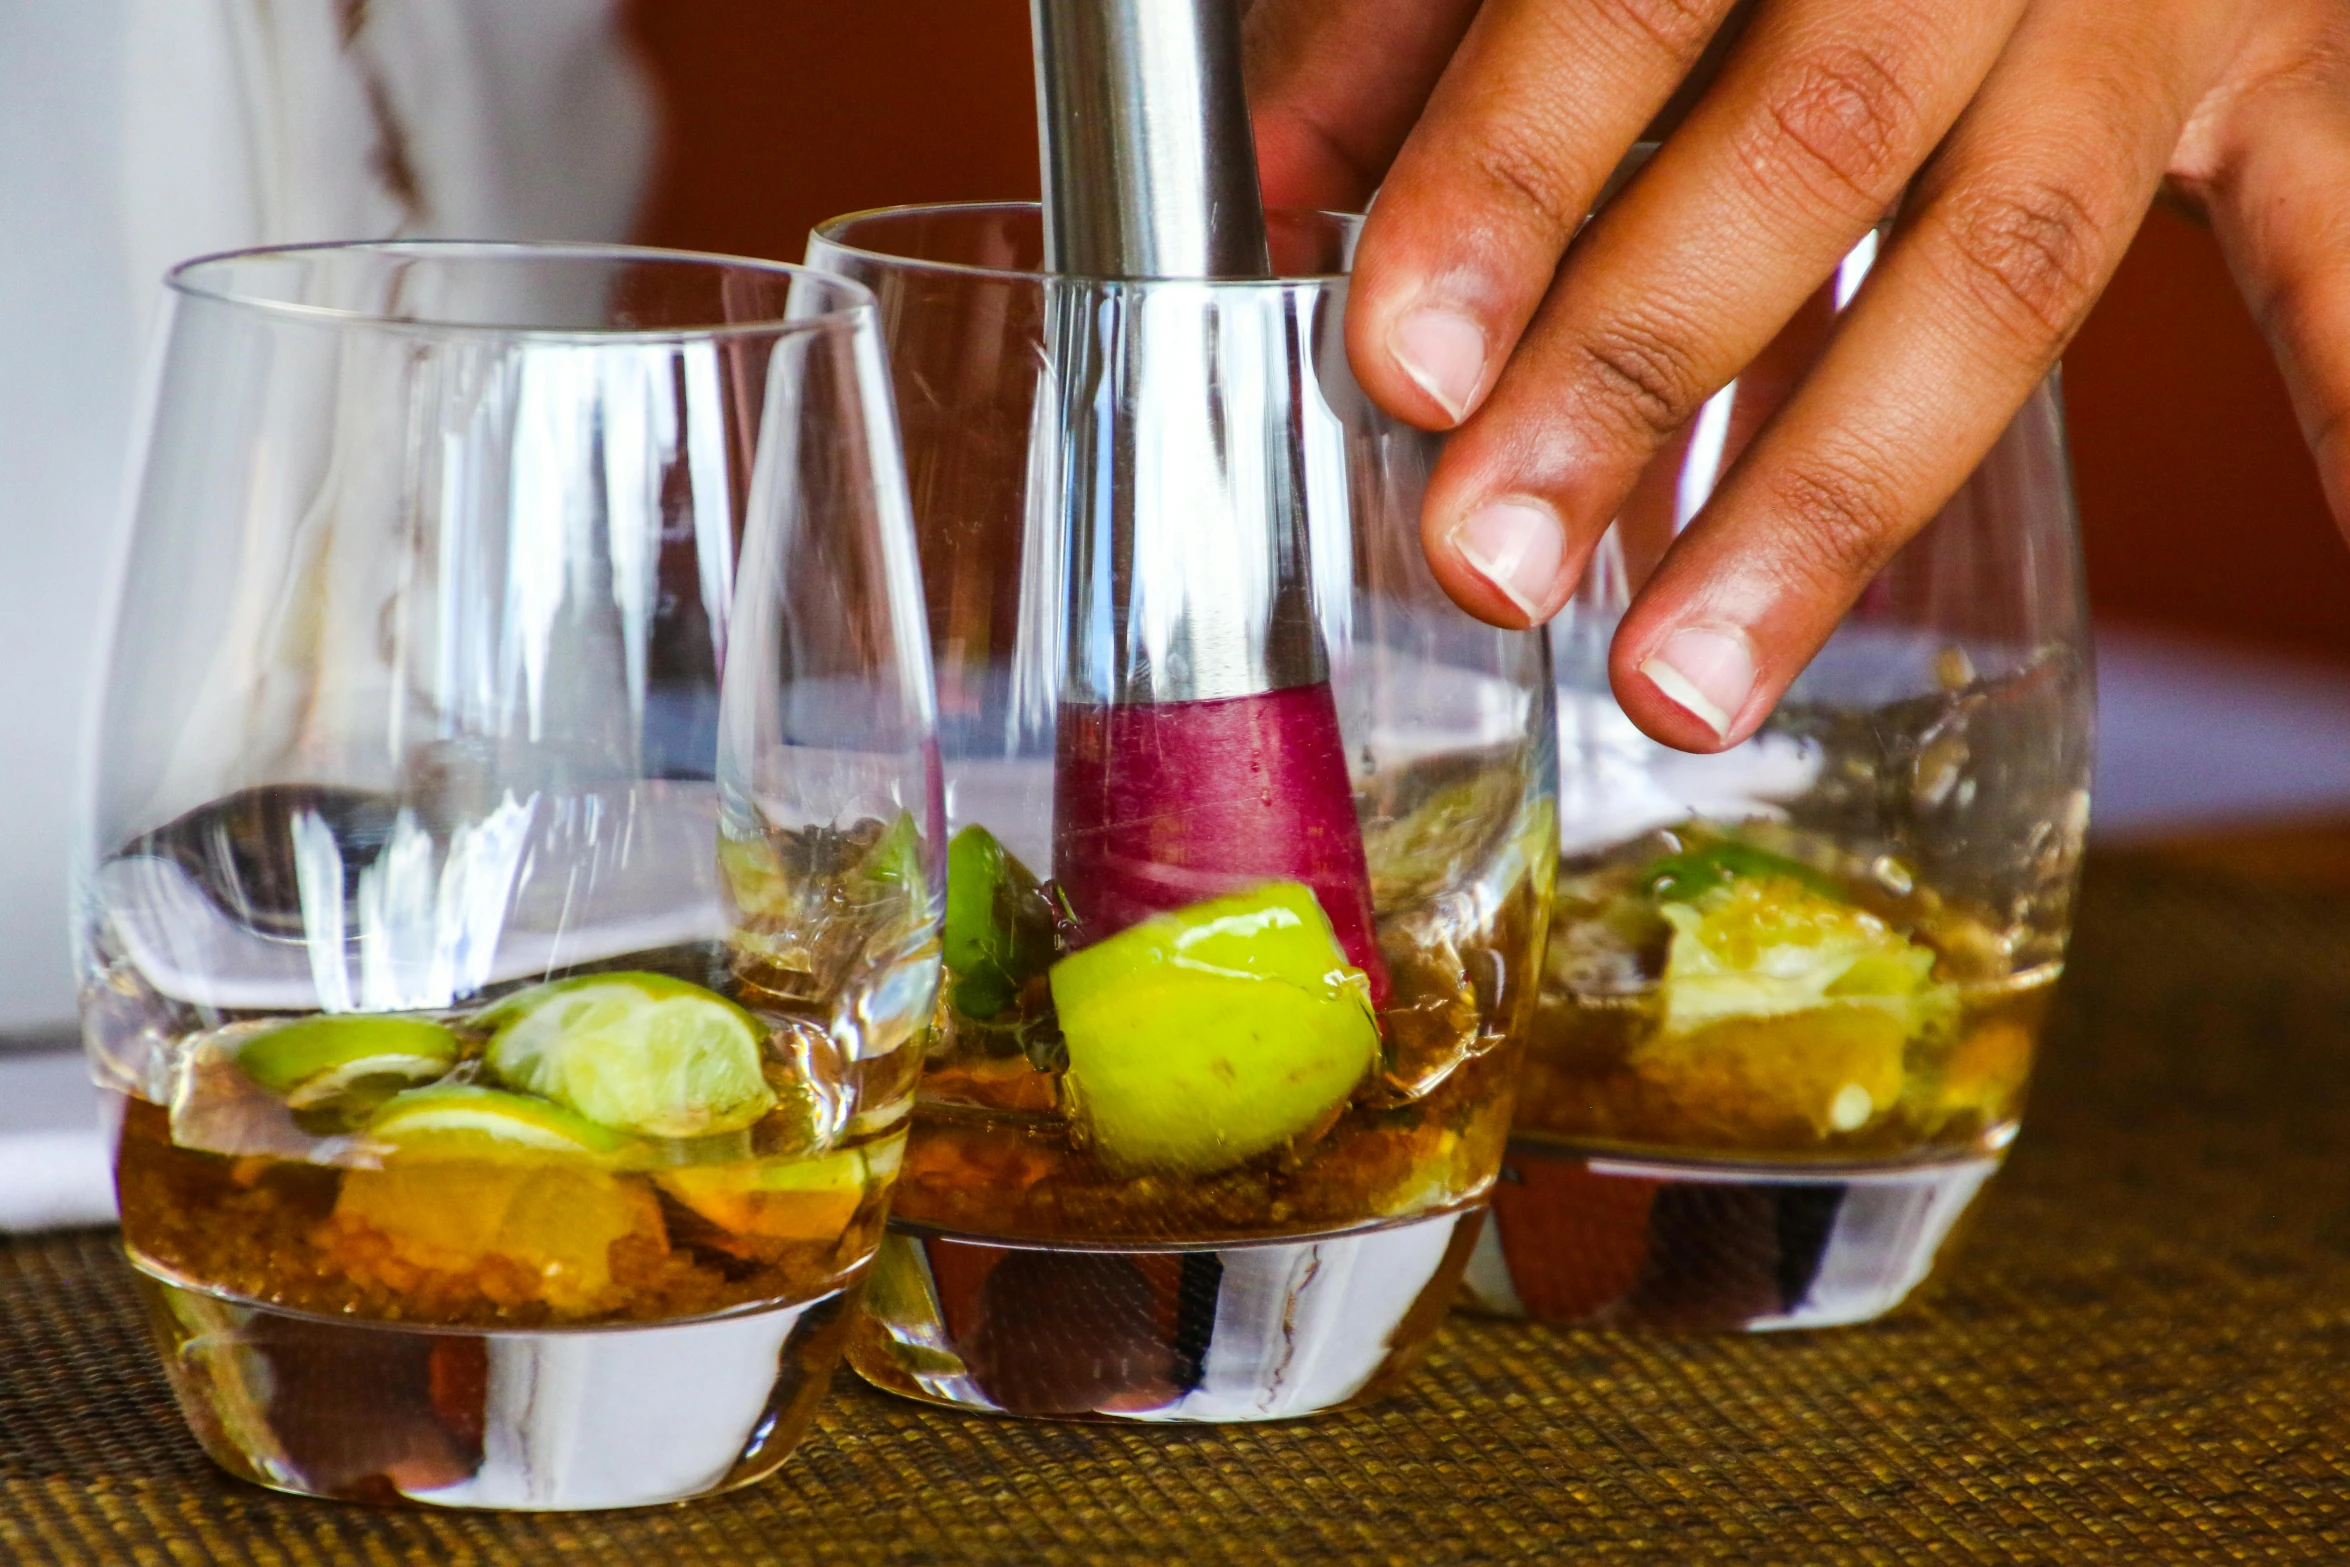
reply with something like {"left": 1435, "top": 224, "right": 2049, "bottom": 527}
{"left": 3, "top": 842, "right": 2346, "bottom": 1564}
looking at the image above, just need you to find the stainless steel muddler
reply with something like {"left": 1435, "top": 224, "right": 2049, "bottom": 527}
{"left": 1029, "top": 0, "right": 1384, "bottom": 987}
{"left": 1027, "top": 0, "right": 1325, "bottom": 709}
{"left": 1031, "top": 0, "right": 1270, "bottom": 280}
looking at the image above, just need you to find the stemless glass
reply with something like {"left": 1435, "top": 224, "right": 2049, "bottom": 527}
{"left": 810, "top": 203, "right": 1555, "bottom": 1420}
{"left": 1461, "top": 231, "right": 2093, "bottom": 1331}
{"left": 76, "top": 242, "right": 940, "bottom": 1506}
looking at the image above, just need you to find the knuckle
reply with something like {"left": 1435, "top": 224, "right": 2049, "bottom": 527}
{"left": 1935, "top": 178, "right": 2109, "bottom": 344}
{"left": 1743, "top": 42, "right": 1922, "bottom": 207}
{"left": 1572, "top": 318, "right": 1708, "bottom": 443}
{"left": 1765, "top": 455, "right": 1902, "bottom": 590}
{"left": 1591, "top": 0, "right": 1721, "bottom": 60}
{"left": 1465, "top": 133, "right": 1586, "bottom": 242}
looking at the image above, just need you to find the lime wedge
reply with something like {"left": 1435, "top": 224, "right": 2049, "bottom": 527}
{"left": 365, "top": 1084, "right": 630, "bottom": 1161}
{"left": 655, "top": 1143, "right": 878, "bottom": 1243}
{"left": 236, "top": 1015, "right": 460, "bottom": 1108}
{"left": 329, "top": 1161, "right": 660, "bottom": 1313}
{"left": 1049, "top": 882, "right": 1379, "bottom": 1176}
{"left": 944, "top": 825, "right": 1057, "bottom": 1020}
{"left": 1657, "top": 875, "right": 1951, "bottom": 1036}
{"left": 484, "top": 972, "right": 776, "bottom": 1138}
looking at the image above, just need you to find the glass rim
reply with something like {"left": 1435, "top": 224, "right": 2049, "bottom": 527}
{"left": 809, "top": 199, "right": 1362, "bottom": 286}
{"left": 166, "top": 238, "right": 878, "bottom": 343}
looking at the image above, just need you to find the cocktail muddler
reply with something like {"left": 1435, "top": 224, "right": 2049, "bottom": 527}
{"left": 818, "top": 0, "right": 1553, "bottom": 1421}
{"left": 1032, "top": 0, "right": 1387, "bottom": 998}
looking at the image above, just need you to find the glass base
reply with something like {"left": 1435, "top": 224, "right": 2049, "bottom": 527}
{"left": 132, "top": 1263, "right": 858, "bottom": 1508}
{"left": 1459, "top": 1139, "right": 1999, "bottom": 1331}
{"left": 849, "top": 1207, "right": 1483, "bottom": 1421}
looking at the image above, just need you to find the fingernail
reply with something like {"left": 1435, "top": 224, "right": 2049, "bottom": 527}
{"left": 1391, "top": 306, "right": 1488, "bottom": 423}
{"left": 1452, "top": 499, "right": 1565, "bottom": 620}
{"left": 1640, "top": 626, "right": 1756, "bottom": 740}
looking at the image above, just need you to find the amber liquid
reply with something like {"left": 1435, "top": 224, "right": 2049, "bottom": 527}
{"left": 1512, "top": 831, "right": 2049, "bottom": 1165}
{"left": 105, "top": 940, "right": 917, "bottom": 1330}
{"left": 115, "top": 1097, "right": 897, "bottom": 1330}
{"left": 1469, "top": 824, "right": 2060, "bottom": 1330}
{"left": 87, "top": 787, "right": 935, "bottom": 1499}
{"left": 891, "top": 752, "right": 1553, "bottom": 1245}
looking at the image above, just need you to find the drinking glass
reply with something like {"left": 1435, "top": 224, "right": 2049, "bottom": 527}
{"left": 809, "top": 203, "right": 1555, "bottom": 1420}
{"left": 1460, "top": 229, "right": 2092, "bottom": 1330}
{"left": 76, "top": 242, "right": 940, "bottom": 1506}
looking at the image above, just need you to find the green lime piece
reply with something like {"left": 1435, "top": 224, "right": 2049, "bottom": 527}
{"left": 1642, "top": 837, "right": 1845, "bottom": 905}
{"left": 483, "top": 972, "right": 776, "bottom": 1139}
{"left": 365, "top": 1084, "right": 630, "bottom": 1161}
{"left": 1657, "top": 874, "right": 1953, "bottom": 1038}
{"left": 860, "top": 810, "right": 924, "bottom": 896}
{"left": 236, "top": 1015, "right": 460, "bottom": 1108}
{"left": 944, "top": 825, "right": 1057, "bottom": 1020}
{"left": 655, "top": 1145, "right": 875, "bottom": 1242}
{"left": 1048, "top": 882, "right": 1379, "bottom": 1176}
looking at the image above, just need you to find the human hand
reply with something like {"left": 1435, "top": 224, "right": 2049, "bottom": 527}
{"left": 1246, "top": 0, "right": 2350, "bottom": 750}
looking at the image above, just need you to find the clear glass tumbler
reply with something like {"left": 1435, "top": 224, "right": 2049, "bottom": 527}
{"left": 1460, "top": 233, "right": 2093, "bottom": 1331}
{"left": 809, "top": 204, "right": 1556, "bottom": 1420}
{"left": 76, "top": 242, "right": 940, "bottom": 1506}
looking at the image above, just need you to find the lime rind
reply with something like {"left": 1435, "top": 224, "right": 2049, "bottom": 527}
{"left": 364, "top": 1084, "right": 630, "bottom": 1161}
{"left": 1642, "top": 837, "right": 1846, "bottom": 905}
{"left": 943, "top": 824, "right": 1057, "bottom": 1020}
{"left": 236, "top": 1015, "right": 460, "bottom": 1105}
{"left": 1049, "top": 881, "right": 1379, "bottom": 1176}
{"left": 651, "top": 1145, "right": 864, "bottom": 1211}
{"left": 484, "top": 971, "right": 777, "bottom": 1139}
{"left": 281, "top": 1053, "right": 463, "bottom": 1110}
{"left": 653, "top": 1143, "right": 879, "bottom": 1242}
{"left": 1052, "top": 881, "right": 1371, "bottom": 995}
{"left": 945, "top": 825, "right": 1016, "bottom": 1016}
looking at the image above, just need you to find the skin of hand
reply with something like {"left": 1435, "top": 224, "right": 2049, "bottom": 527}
{"left": 1245, "top": 0, "right": 2350, "bottom": 752}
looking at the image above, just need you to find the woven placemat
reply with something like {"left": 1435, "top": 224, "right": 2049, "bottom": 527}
{"left": 3, "top": 852, "right": 2346, "bottom": 1564}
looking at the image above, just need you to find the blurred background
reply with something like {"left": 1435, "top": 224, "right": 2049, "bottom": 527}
{"left": 7, "top": 0, "right": 2350, "bottom": 1049}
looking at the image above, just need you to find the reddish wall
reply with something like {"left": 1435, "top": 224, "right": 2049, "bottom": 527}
{"left": 626, "top": 3, "right": 2350, "bottom": 666}
{"left": 2066, "top": 207, "right": 2350, "bottom": 663}
{"left": 628, "top": 0, "right": 1038, "bottom": 264}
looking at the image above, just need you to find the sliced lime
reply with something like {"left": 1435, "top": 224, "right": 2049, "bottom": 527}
{"left": 1049, "top": 882, "right": 1379, "bottom": 1176}
{"left": 1657, "top": 875, "right": 1952, "bottom": 1035}
{"left": 236, "top": 1015, "right": 460, "bottom": 1108}
{"left": 655, "top": 1144, "right": 875, "bottom": 1243}
{"left": 484, "top": 971, "right": 775, "bottom": 1138}
{"left": 330, "top": 1161, "right": 659, "bottom": 1312}
{"left": 365, "top": 1084, "right": 630, "bottom": 1161}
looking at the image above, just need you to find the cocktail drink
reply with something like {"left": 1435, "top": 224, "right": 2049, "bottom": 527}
{"left": 77, "top": 244, "right": 939, "bottom": 1506}
{"left": 1521, "top": 824, "right": 2056, "bottom": 1163}
{"left": 1463, "top": 247, "right": 2092, "bottom": 1331}
{"left": 900, "top": 730, "right": 1547, "bottom": 1246}
{"left": 103, "top": 791, "right": 923, "bottom": 1332}
{"left": 811, "top": 203, "right": 1556, "bottom": 1419}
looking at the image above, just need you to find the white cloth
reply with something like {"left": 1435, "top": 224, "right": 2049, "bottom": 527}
{"left": 0, "top": 4, "right": 657, "bottom": 1230}
{"left": 0, "top": 1051, "right": 115, "bottom": 1233}
{"left": 0, "top": 1132, "right": 116, "bottom": 1235}
{"left": 0, "top": 0, "right": 658, "bottom": 1036}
